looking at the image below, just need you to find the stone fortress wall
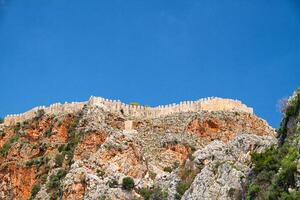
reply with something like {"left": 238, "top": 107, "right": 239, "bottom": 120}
{"left": 3, "top": 102, "right": 85, "bottom": 126}
{"left": 3, "top": 96, "right": 253, "bottom": 125}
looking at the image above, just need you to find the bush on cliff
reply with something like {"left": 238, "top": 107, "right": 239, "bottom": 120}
{"left": 246, "top": 184, "right": 260, "bottom": 200}
{"left": 0, "top": 135, "right": 20, "bottom": 156}
{"left": 175, "top": 182, "right": 189, "bottom": 198}
{"left": 30, "top": 184, "right": 41, "bottom": 199}
{"left": 55, "top": 153, "right": 64, "bottom": 167}
{"left": 139, "top": 187, "right": 168, "bottom": 200}
{"left": 246, "top": 89, "right": 300, "bottom": 199}
{"left": 122, "top": 177, "right": 135, "bottom": 191}
{"left": 163, "top": 166, "right": 173, "bottom": 173}
{"left": 284, "top": 91, "right": 300, "bottom": 118}
{"left": 47, "top": 169, "right": 66, "bottom": 190}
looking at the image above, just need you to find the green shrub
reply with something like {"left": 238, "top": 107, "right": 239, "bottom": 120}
{"left": 251, "top": 146, "right": 279, "bottom": 172}
{"left": 281, "top": 191, "right": 300, "bottom": 200}
{"left": 285, "top": 98, "right": 300, "bottom": 117}
{"left": 26, "top": 160, "right": 35, "bottom": 167}
{"left": 26, "top": 156, "right": 48, "bottom": 170}
{"left": 176, "top": 182, "right": 189, "bottom": 196}
{"left": 138, "top": 187, "right": 168, "bottom": 200}
{"left": 249, "top": 145, "right": 298, "bottom": 199}
{"left": 64, "top": 114, "right": 83, "bottom": 167}
{"left": 122, "top": 177, "right": 135, "bottom": 191}
{"left": 187, "top": 152, "right": 195, "bottom": 161}
{"left": 245, "top": 89, "right": 300, "bottom": 199}
{"left": 47, "top": 169, "right": 66, "bottom": 190}
{"left": 58, "top": 144, "right": 67, "bottom": 152}
{"left": 48, "top": 176, "right": 60, "bottom": 189}
{"left": 56, "top": 169, "right": 66, "bottom": 178}
{"left": 0, "top": 118, "right": 3, "bottom": 124}
{"left": 0, "top": 135, "right": 20, "bottom": 156}
{"left": 276, "top": 163, "right": 297, "bottom": 190}
{"left": 151, "top": 187, "right": 168, "bottom": 200}
{"left": 43, "top": 127, "right": 53, "bottom": 137}
{"left": 256, "top": 170, "right": 273, "bottom": 183}
{"left": 163, "top": 166, "right": 173, "bottom": 173}
{"left": 38, "top": 157, "right": 48, "bottom": 169}
{"left": 55, "top": 154, "right": 64, "bottom": 167}
{"left": 9, "top": 135, "right": 20, "bottom": 143}
{"left": 139, "top": 188, "right": 152, "bottom": 200}
{"left": 281, "top": 89, "right": 300, "bottom": 118}
{"left": 0, "top": 143, "right": 11, "bottom": 156}
{"left": 40, "top": 174, "right": 48, "bottom": 184}
{"left": 30, "top": 184, "right": 41, "bottom": 199}
{"left": 246, "top": 184, "right": 260, "bottom": 200}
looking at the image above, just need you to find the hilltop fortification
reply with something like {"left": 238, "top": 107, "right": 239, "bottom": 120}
{"left": 3, "top": 96, "right": 253, "bottom": 125}
{"left": 0, "top": 94, "right": 276, "bottom": 200}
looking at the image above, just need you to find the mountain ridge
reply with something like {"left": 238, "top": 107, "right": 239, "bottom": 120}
{"left": 0, "top": 96, "right": 276, "bottom": 200}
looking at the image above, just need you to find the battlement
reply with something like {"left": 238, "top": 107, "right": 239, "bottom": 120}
{"left": 3, "top": 102, "right": 85, "bottom": 126}
{"left": 88, "top": 96, "right": 253, "bottom": 118}
{"left": 3, "top": 96, "right": 253, "bottom": 125}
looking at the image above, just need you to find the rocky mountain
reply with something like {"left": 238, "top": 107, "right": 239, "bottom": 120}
{"left": 0, "top": 96, "right": 278, "bottom": 200}
{"left": 245, "top": 89, "right": 300, "bottom": 199}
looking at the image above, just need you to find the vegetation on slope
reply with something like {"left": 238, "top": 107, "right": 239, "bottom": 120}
{"left": 247, "top": 89, "right": 300, "bottom": 200}
{"left": 0, "top": 108, "right": 85, "bottom": 200}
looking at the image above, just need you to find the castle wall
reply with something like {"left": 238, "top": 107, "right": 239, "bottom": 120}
{"left": 3, "top": 96, "right": 253, "bottom": 126}
{"left": 88, "top": 96, "right": 253, "bottom": 118}
{"left": 3, "top": 102, "right": 85, "bottom": 126}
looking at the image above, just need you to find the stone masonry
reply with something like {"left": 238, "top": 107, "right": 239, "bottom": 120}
{"left": 3, "top": 96, "right": 253, "bottom": 125}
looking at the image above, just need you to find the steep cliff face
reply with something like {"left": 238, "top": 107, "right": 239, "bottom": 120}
{"left": 245, "top": 89, "right": 300, "bottom": 200}
{"left": 0, "top": 98, "right": 275, "bottom": 200}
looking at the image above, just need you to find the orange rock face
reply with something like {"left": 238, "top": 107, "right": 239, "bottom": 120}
{"left": 97, "top": 141, "right": 147, "bottom": 178}
{"left": 0, "top": 103, "right": 275, "bottom": 200}
{"left": 186, "top": 112, "right": 274, "bottom": 143}
{"left": 164, "top": 143, "right": 191, "bottom": 161}
{"left": 0, "top": 113, "right": 79, "bottom": 200}
{"left": 74, "top": 131, "right": 106, "bottom": 161}
{"left": 0, "top": 164, "right": 37, "bottom": 200}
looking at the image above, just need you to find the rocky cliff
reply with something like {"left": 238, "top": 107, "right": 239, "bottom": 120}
{"left": 244, "top": 89, "right": 300, "bottom": 199}
{"left": 0, "top": 97, "right": 276, "bottom": 200}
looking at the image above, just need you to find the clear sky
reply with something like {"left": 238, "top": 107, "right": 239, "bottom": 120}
{"left": 0, "top": 0, "right": 300, "bottom": 127}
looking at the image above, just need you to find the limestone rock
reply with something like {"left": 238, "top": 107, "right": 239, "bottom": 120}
{"left": 182, "top": 134, "right": 276, "bottom": 200}
{"left": 0, "top": 97, "right": 276, "bottom": 200}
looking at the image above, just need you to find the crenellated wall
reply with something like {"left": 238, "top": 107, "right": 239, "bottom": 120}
{"left": 3, "top": 102, "right": 85, "bottom": 125}
{"left": 87, "top": 96, "right": 253, "bottom": 119}
{"left": 3, "top": 96, "right": 253, "bottom": 125}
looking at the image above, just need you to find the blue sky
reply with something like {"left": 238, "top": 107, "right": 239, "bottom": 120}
{"left": 0, "top": 0, "right": 299, "bottom": 127}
